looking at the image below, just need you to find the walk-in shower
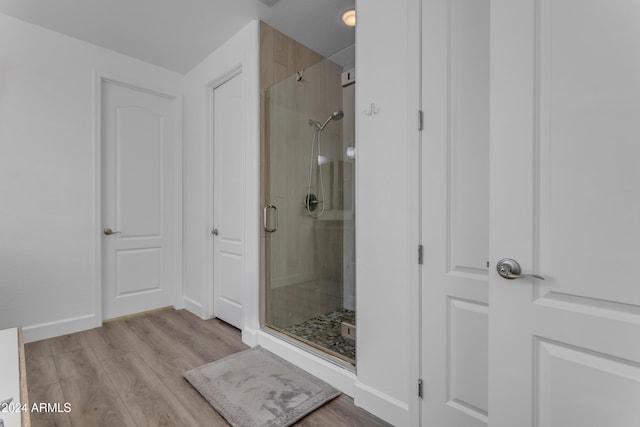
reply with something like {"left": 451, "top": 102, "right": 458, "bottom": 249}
{"left": 263, "top": 57, "right": 356, "bottom": 365}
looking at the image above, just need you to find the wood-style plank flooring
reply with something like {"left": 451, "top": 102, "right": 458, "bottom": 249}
{"left": 25, "top": 309, "right": 390, "bottom": 427}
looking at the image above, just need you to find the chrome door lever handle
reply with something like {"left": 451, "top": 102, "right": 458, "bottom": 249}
{"left": 496, "top": 258, "right": 544, "bottom": 280}
{"left": 103, "top": 228, "right": 122, "bottom": 236}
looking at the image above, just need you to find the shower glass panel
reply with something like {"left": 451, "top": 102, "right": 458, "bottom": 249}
{"left": 264, "top": 58, "right": 356, "bottom": 365}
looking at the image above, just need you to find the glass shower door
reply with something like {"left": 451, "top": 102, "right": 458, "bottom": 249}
{"left": 263, "top": 58, "right": 356, "bottom": 364}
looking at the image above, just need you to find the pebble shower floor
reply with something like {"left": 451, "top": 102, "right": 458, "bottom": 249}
{"left": 282, "top": 309, "right": 356, "bottom": 363}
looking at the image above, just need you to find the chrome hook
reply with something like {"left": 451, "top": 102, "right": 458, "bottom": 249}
{"left": 364, "top": 103, "right": 379, "bottom": 116}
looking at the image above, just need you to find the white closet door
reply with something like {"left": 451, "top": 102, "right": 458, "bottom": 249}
{"left": 212, "top": 73, "right": 244, "bottom": 329}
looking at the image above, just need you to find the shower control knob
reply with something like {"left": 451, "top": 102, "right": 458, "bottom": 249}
{"left": 211, "top": 228, "right": 219, "bottom": 236}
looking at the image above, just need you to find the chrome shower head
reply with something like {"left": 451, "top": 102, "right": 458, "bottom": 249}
{"left": 317, "top": 110, "right": 344, "bottom": 130}
{"left": 331, "top": 110, "right": 344, "bottom": 121}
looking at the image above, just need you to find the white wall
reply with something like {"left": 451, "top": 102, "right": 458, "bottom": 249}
{"left": 181, "top": 21, "right": 260, "bottom": 336}
{"left": 354, "top": 0, "right": 421, "bottom": 425}
{"left": 0, "top": 13, "right": 183, "bottom": 342}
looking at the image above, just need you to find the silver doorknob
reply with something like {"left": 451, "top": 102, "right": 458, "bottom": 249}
{"left": 496, "top": 258, "right": 544, "bottom": 280}
{"left": 211, "top": 228, "right": 219, "bottom": 236}
{"left": 103, "top": 228, "right": 121, "bottom": 236}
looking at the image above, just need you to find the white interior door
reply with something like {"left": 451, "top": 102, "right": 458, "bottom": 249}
{"left": 102, "top": 80, "right": 179, "bottom": 320}
{"left": 490, "top": 1, "right": 640, "bottom": 425}
{"left": 421, "top": 0, "right": 490, "bottom": 425}
{"left": 212, "top": 73, "right": 244, "bottom": 329}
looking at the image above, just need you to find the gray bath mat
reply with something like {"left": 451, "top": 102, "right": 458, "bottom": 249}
{"left": 184, "top": 346, "right": 341, "bottom": 427}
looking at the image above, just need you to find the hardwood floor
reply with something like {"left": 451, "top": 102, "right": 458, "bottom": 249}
{"left": 25, "top": 309, "right": 390, "bottom": 427}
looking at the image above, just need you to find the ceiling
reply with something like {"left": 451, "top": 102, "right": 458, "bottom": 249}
{"left": 0, "top": 0, "right": 356, "bottom": 74}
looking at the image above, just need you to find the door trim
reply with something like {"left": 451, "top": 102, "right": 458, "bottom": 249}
{"left": 206, "top": 66, "right": 243, "bottom": 320}
{"left": 93, "top": 71, "right": 184, "bottom": 324}
{"left": 411, "top": 0, "right": 423, "bottom": 425}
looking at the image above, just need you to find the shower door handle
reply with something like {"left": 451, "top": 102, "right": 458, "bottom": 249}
{"left": 264, "top": 204, "right": 278, "bottom": 233}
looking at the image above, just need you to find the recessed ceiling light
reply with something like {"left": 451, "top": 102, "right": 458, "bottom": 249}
{"left": 342, "top": 9, "right": 356, "bottom": 27}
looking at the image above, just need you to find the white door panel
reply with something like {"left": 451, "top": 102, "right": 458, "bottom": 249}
{"left": 116, "top": 106, "right": 163, "bottom": 237}
{"left": 102, "top": 80, "right": 178, "bottom": 319}
{"left": 536, "top": 339, "right": 640, "bottom": 427}
{"left": 421, "top": 0, "right": 490, "bottom": 425}
{"left": 115, "top": 248, "right": 162, "bottom": 295}
{"left": 213, "top": 73, "right": 244, "bottom": 329}
{"left": 490, "top": 0, "right": 640, "bottom": 425}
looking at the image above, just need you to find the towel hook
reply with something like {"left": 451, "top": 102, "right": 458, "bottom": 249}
{"left": 364, "top": 103, "right": 379, "bottom": 116}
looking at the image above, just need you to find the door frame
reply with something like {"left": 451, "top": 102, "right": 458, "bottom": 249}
{"left": 205, "top": 66, "right": 243, "bottom": 320}
{"left": 93, "top": 71, "right": 184, "bottom": 324}
{"left": 409, "top": 0, "right": 423, "bottom": 425}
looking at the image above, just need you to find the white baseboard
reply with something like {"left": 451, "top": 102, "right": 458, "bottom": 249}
{"left": 22, "top": 313, "right": 99, "bottom": 343}
{"left": 251, "top": 329, "right": 357, "bottom": 396}
{"left": 354, "top": 380, "right": 410, "bottom": 427}
{"left": 183, "top": 296, "right": 204, "bottom": 318}
{"left": 241, "top": 326, "right": 260, "bottom": 347}
{"left": 241, "top": 327, "right": 407, "bottom": 426}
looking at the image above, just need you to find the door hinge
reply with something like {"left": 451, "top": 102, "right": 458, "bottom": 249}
{"left": 418, "top": 245, "right": 424, "bottom": 265}
{"left": 418, "top": 379, "right": 424, "bottom": 398}
{"left": 418, "top": 110, "right": 424, "bottom": 131}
